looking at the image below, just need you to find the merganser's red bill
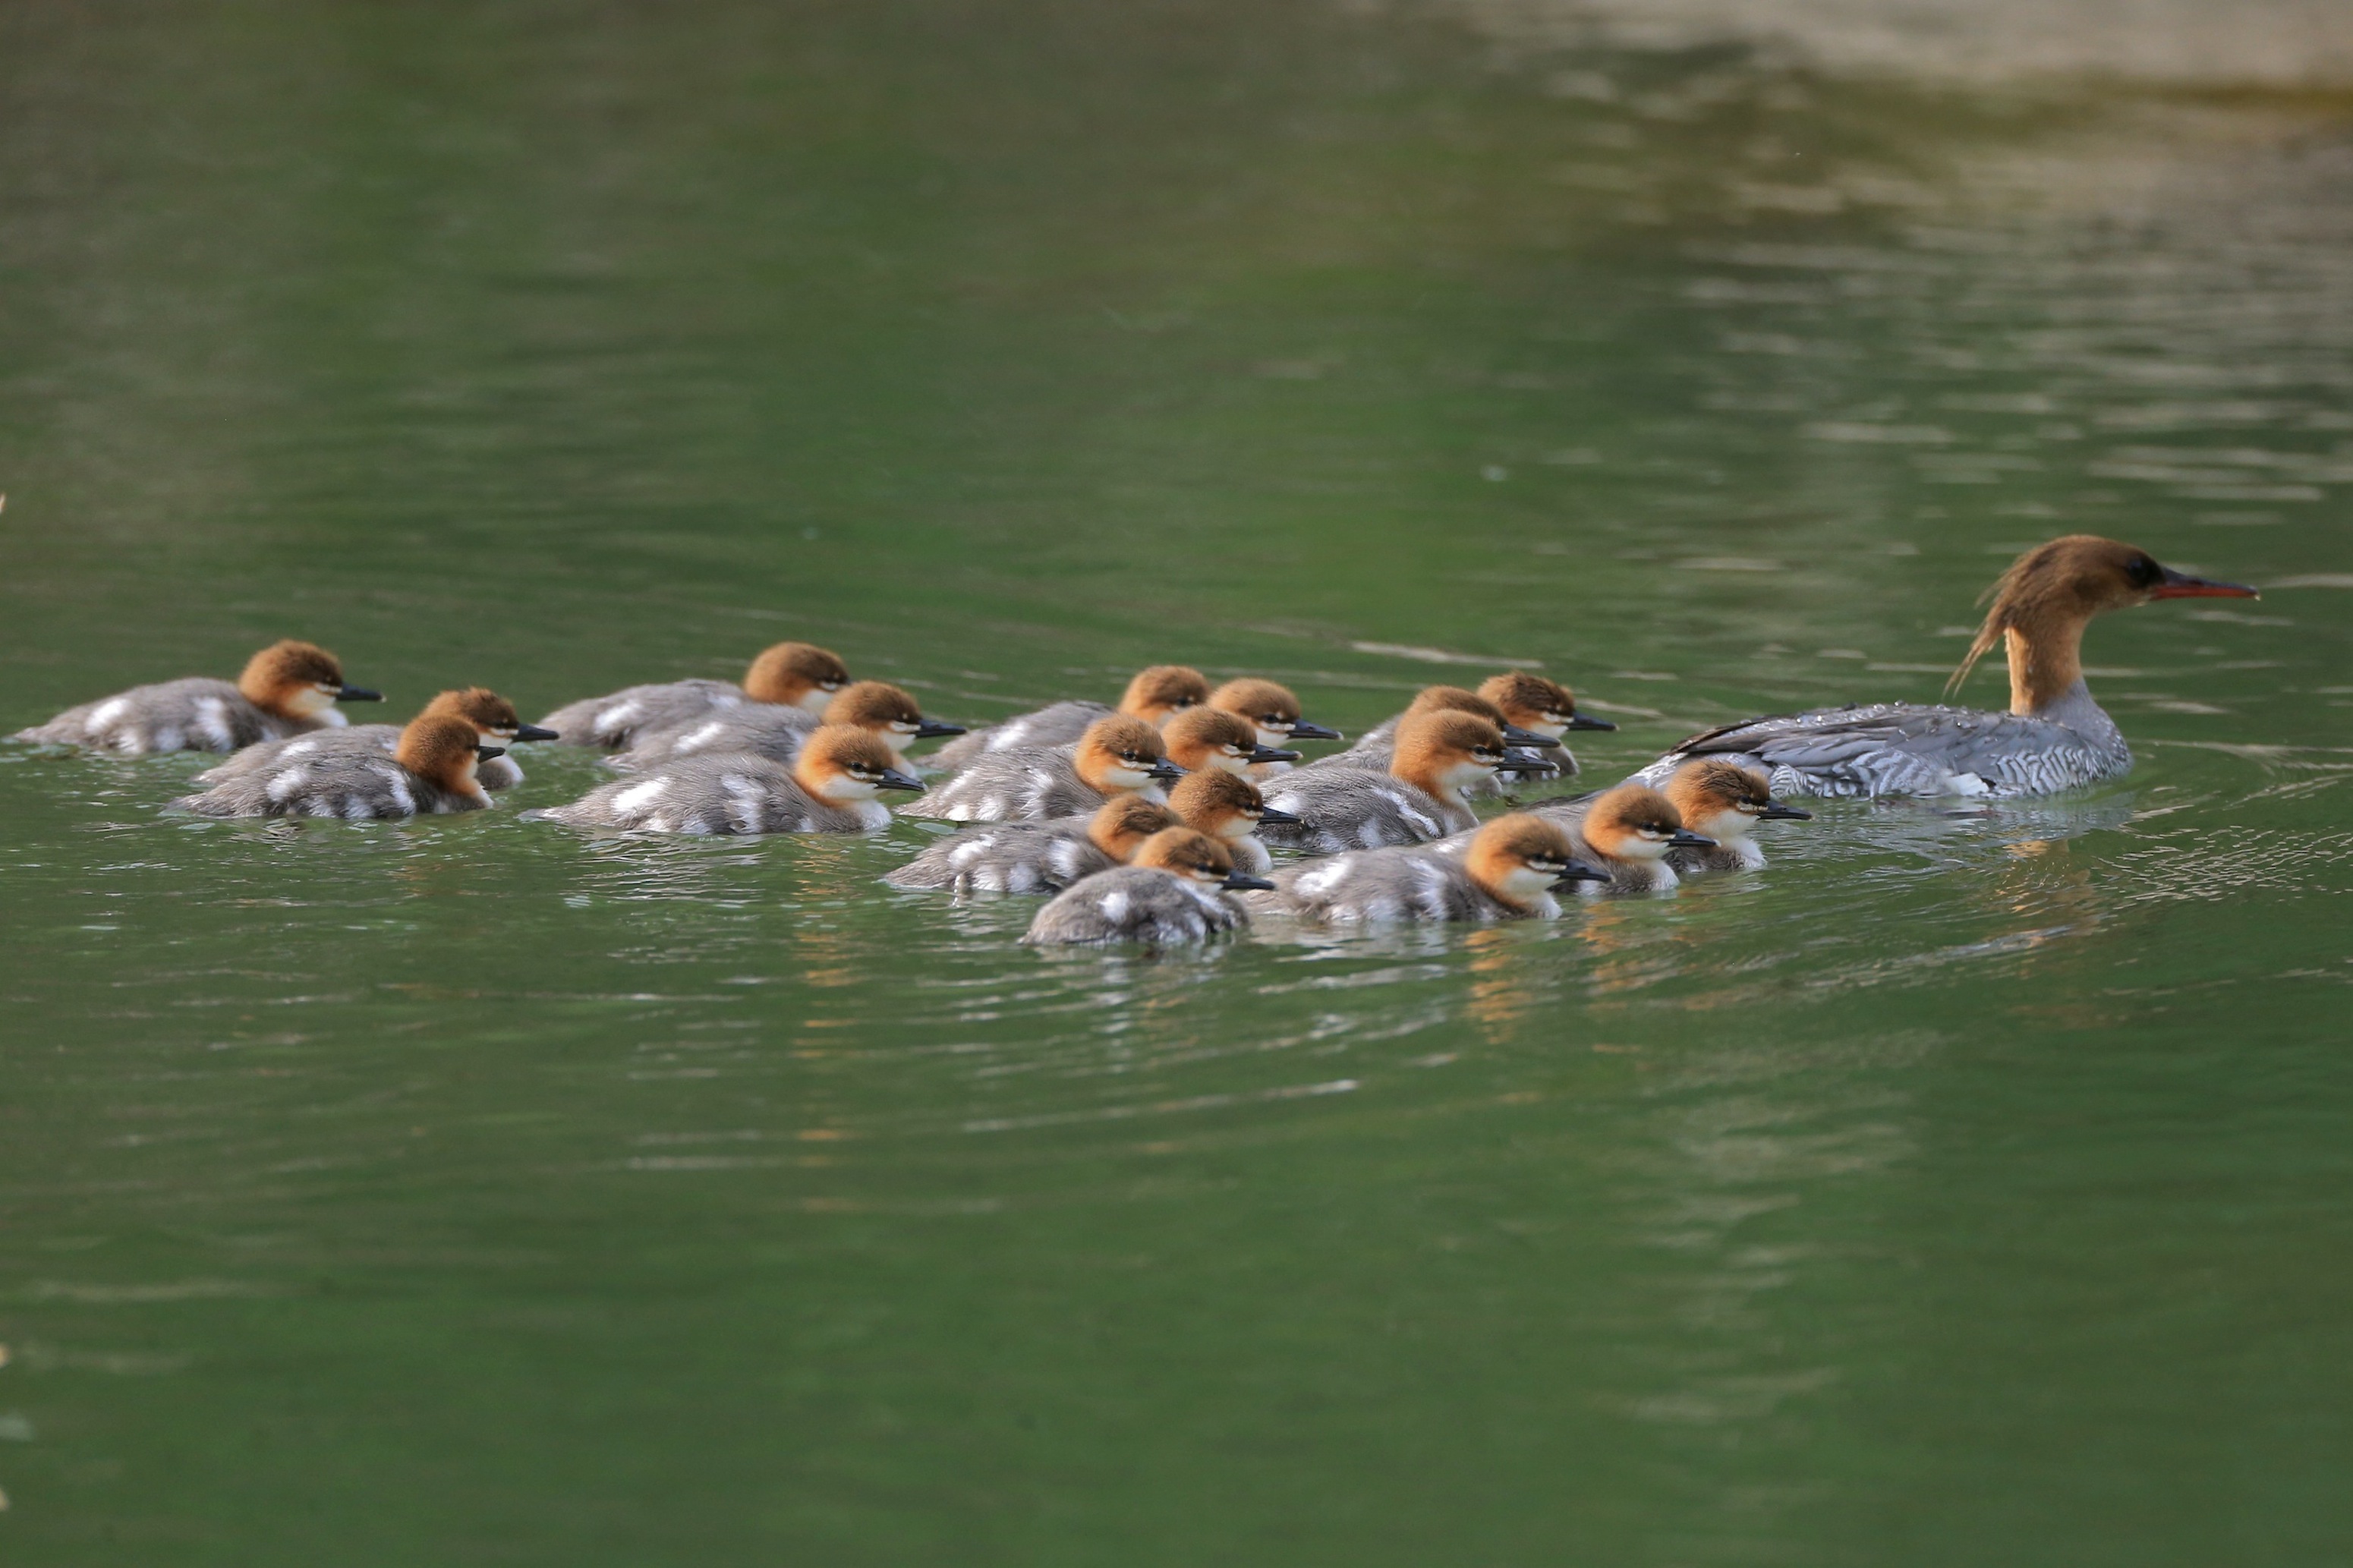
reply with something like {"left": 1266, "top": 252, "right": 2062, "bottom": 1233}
{"left": 2151, "top": 568, "right": 2259, "bottom": 600}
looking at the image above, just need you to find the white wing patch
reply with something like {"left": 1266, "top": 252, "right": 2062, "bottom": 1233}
{"left": 612, "top": 779, "right": 669, "bottom": 816}
{"left": 266, "top": 767, "right": 310, "bottom": 803}
{"left": 87, "top": 697, "right": 128, "bottom": 730}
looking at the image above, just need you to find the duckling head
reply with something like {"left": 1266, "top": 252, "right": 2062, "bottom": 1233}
{"left": 1464, "top": 814, "right": 1611, "bottom": 906}
{"left": 1582, "top": 783, "right": 1715, "bottom": 863}
{"left": 1664, "top": 759, "right": 1810, "bottom": 843}
{"left": 1168, "top": 768, "right": 1296, "bottom": 841}
{"left": 1210, "top": 677, "right": 1342, "bottom": 745}
{"left": 1132, "top": 827, "right": 1271, "bottom": 892}
{"left": 744, "top": 641, "right": 851, "bottom": 713}
{"left": 239, "top": 640, "right": 381, "bottom": 722}
{"left": 1390, "top": 710, "right": 1523, "bottom": 799}
{"left": 1476, "top": 672, "right": 1615, "bottom": 738}
{"left": 395, "top": 713, "right": 502, "bottom": 803}
{"left": 1085, "top": 796, "right": 1180, "bottom": 861}
{"left": 823, "top": 680, "right": 966, "bottom": 756}
{"left": 1074, "top": 716, "right": 1186, "bottom": 795}
{"left": 1162, "top": 706, "right": 1300, "bottom": 776}
{"left": 792, "top": 723, "right": 926, "bottom": 802}
{"left": 1403, "top": 684, "right": 1554, "bottom": 748}
{"left": 419, "top": 688, "right": 560, "bottom": 744}
{"left": 1118, "top": 665, "right": 1212, "bottom": 725}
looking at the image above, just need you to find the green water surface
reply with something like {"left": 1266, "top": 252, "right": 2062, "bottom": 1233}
{"left": 4, "top": 2, "right": 2351, "bottom": 1562}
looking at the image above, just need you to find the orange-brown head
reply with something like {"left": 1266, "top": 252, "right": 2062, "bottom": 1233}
{"left": 417, "top": 688, "right": 559, "bottom": 744}
{"left": 1161, "top": 706, "right": 1299, "bottom": 776}
{"left": 1463, "top": 814, "right": 1608, "bottom": 907}
{"left": 1132, "top": 827, "right": 1268, "bottom": 890}
{"left": 1476, "top": 672, "right": 1614, "bottom": 738}
{"left": 1167, "top": 769, "right": 1291, "bottom": 841}
{"left": 1073, "top": 716, "right": 1186, "bottom": 797}
{"left": 1390, "top": 710, "right": 1513, "bottom": 800}
{"left": 237, "top": 640, "right": 379, "bottom": 723}
{"left": 1950, "top": 535, "right": 2257, "bottom": 713}
{"left": 1403, "top": 683, "right": 1553, "bottom": 750}
{"left": 1664, "top": 760, "right": 1810, "bottom": 843}
{"left": 1581, "top": 783, "right": 1713, "bottom": 864}
{"left": 1117, "top": 666, "right": 1211, "bottom": 726}
{"left": 821, "top": 680, "right": 966, "bottom": 756}
{"left": 1085, "top": 796, "right": 1180, "bottom": 861}
{"left": 744, "top": 642, "right": 852, "bottom": 713}
{"left": 790, "top": 723, "right": 927, "bottom": 803}
{"left": 395, "top": 713, "right": 499, "bottom": 801}
{"left": 1210, "top": 677, "right": 1343, "bottom": 747}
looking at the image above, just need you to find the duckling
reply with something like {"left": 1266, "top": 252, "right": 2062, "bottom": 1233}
{"left": 1021, "top": 828, "right": 1270, "bottom": 947}
{"left": 172, "top": 715, "right": 498, "bottom": 820}
{"left": 534, "top": 724, "right": 922, "bottom": 835}
{"left": 1208, "top": 678, "right": 1343, "bottom": 776}
{"left": 928, "top": 665, "right": 1208, "bottom": 771}
{"left": 1476, "top": 672, "right": 1614, "bottom": 778}
{"left": 1659, "top": 759, "right": 1811, "bottom": 873}
{"left": 902, "top": 715, "right": 1185, "bottom": 823}
{"left": 14, "top": 640, "right": 383, "bottom": 755}
{"left": 887, "top": 795, "right": 1177, "bottom": 895}
{"left": 1631, "top": 536, "right": 2259, "bottom": 798}
{"left": 610, "top": 681, "right": 964, "bottom": 770}
{"left": 1547, "top": 782, "right": 1715, "bottom": 894}
{"left": 1259, "top": 711, "right": 1556, "bottom": 853}
{"left": 1166, "top": 767, "right": 1299, "bottom": 876}
{"left": 537, "top": 641, "right": 850, "bottom": 751}
{"left": 1160, "top": 706, "right": 1301, "bottom": 778}
{"left": 1247, "top": 813, "right": 1610, "bottom": 924}
{"left": 190, "top": 688, "right": 557, "bottom": 793}
{"left": 1301, "top": 683, "right": 1560, "bottom": 774}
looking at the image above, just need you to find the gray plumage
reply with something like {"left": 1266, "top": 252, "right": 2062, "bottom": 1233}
{"left": 886, "top": 817, "right": 1115, "bottom": 894}
{"left": 538, "top": 680, "right": 769, "bottom": 751}
{"left": 535, "top": 756, "right": 890, "bottom": 835}
{"left": 1255, "top": 767, "right": 1473, "bottom": 854}
{"left": 172, "top": 753, "right": 486, "bottom": 820}
{"left": 611, "top": 706, "right": 820, "bottom": 770}
{"left": 1630, "top": 682, "right": 2131, "bottom": 800}
{"left": 927, "top": 701, "right": 1114, "bottom": 772}
{"left": 191, "top": 727, "right": 526, "bottom": 790}
{"left": 899, "top": 745, "right": 1139, "bottom": 823}
{"left": 1021, "top": 867, "right": 1249, "bottom": 946}
{"left": 1244, "top": 847, "right": 1551, "bottom": 924}
{"left": 15, "top": 679, "right": 327, "bottom": 756}
{"left": 1428, "top": 797, "right": 1674, "bottom": 893}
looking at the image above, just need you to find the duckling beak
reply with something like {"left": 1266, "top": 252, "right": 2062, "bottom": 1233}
{"left": 1759, "top": 801, "right": 1812, "bottom": 820}
{"left": 1288, "top": 721, "right": 1343, "bottom": 741}
{"left": 474, "top": 745, "right": 507, "bottom": 763}
{"left": 1495, "top": 750, "right": 1561, "bottom": 776}
{"left": 915, "top": 718, "right": 967, "bottom": 738}
{"left": 512, "top": 723, "right": 561, "bottom": 742}
{"left": 1500, "top": 722, "right": 1555, "bottom": 748}
{"left": 1551, "top": 859, "right": 1613, "bottom": 886}
{"left": 2151, "top": 566, "right": 2259, "bottom": 600}
{"left": 1146, "top": 759, "right": 1188, "bottom": 782}
{"left": 1567, "top": 712, "right": 1617, "bottom": 732}
{"left": 1221, "top": 871, "right": 1277, "bottom": 891}
{"left": 1249, "top": 744, "right": 1303, "bottom": 765}
{"left": 1668, "top": 829, "right": 1716, "bottom": 848}
{"left": 878, "top": 767, "right": 928, "bottom": 792}
{"left": 1255, "top": 806, "right": 1303, "bottom": 826}
{"left": 335, "top": 684, "right": 384, "bottom": 703}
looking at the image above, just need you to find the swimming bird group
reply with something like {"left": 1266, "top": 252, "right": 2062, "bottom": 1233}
{"left": 11, "top": 536, "right": 2257, "bottom": 946}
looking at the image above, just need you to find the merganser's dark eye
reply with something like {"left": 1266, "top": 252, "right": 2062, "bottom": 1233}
{"left": 2127, "top": 555, "right": 2160, "bottom": 587}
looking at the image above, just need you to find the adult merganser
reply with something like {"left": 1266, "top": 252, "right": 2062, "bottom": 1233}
{"left": 1658, "top": 760, "right": 1811, "bottom": 874}
{"left": 537, "top": 641, "right": 850, "bottom": 751}
{"left": 1166, "top": 767, "right": 1299, "bottom": 876}
{"left": 1245, "top": 813, "right": 1609, "bottom": 924}
{"left": 190, "top": 688, "right": 557, "bottom": 793}
{"left": 1021, "top": 828, "right": 1271, "bottom": 947}
{"left": 902, "top": 715, "right": 1185, "bottom": 823}
{"left": 1632, "top": 536, "right": 2258, "bottom": 798}
{"left": 610, "top": 682, "right": 963, "bottom": 770}
{"left": 886, "top": 795, "right": 1177, "bottom": 895}
{"left": 172, "top": 715, "right": 499, "bottom": 820}
{"left": 1301, "top": 684, "right": 1560, "bottom": 774}
{"left": 534, "top": 724, "right": 922, "bottom": 835}
{"left": 1474, "top": 672, "right": 1614, "bottom": 779}
{"left": 1160, "top": 707, "right": 1302, "bottom": 778}
{"left": 1545, "top": 782, "right": 1714, "bottom": 895}
{"left": 928, "top": 665, "right": 1209, "bottom": 771}
{"left": 1259, "top": 711, "right": 1556, "bottom": 853}
{"left": 14, "top": 640, "right": 383, "bottom": 754}
{"left": 1207, "top": 678, "right": 1343, "bottom": 776}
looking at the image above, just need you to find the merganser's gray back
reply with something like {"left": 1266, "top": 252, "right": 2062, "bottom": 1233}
{"left": 611, "top": 706, "right": 820, "bottom": 770}
{"left": 1256, "top": 767, "right": 1472, "bottom": 853}
{"left": 1021, "top": 866, "right": 1248, "bottom": 946}
{"left": 15, "top": 679, "right": 323, "bottom": 756}
{"left": 537, "top": 679, "right": 754, "bottom": 752}
{"left": 926, "top": 701, "right": 1114, "bottom": 773}
{"left": 1246, "top": 848, "right": 1536, "bottom": 924}
{"left": 192, "top": 726, "right": 527, "bottom": 790}
{"left": 537, "top": 755, "right": 885, "bottom": 835}
{"left": 172, "top": 751, "right": 484, "bottom": 820}
{"left": 900, "top": 745, "right": 1123, "bottom": 823}
{"left": 887, "top": 817, "right": 1115, "bottom": 894}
